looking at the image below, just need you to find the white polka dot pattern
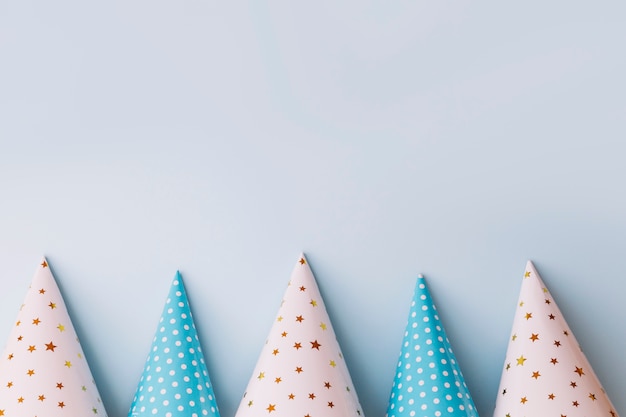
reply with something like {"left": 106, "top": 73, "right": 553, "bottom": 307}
{"left": 385, "top": 276, "right": 478, "bottom": 417}
{"left": 128, "top": 272, "right": 220, "bottom": 417}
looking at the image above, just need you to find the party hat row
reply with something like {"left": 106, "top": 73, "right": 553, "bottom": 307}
{"left": 0, "top": 255, "right": 619, "bottom": 417}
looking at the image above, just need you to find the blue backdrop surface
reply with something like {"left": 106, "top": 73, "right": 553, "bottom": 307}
{"left": 1, "top": 3, "right": 625, "bottom": 417}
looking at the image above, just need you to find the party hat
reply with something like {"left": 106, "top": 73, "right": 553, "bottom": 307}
{"left": 128, "top": 271, "right": 220, "bottom": 417}
{"left": 0, "top": 258, "right": 108, "bottom": 416}
{"left": 385, "top": 275, "right": 479, "bottom": 417}
{"left": 234, "top": 253, "right": 364, "bottom": 417}
{"left": 492, "top": 261, "right": 618, "bottom": 417}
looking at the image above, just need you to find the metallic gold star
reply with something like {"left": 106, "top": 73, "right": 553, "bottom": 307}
{"left": 328, "top": 402, "right": 335, "bottom": 408}
{"left": 520, "top": 396, "right": 527, "bottom": 404}
{"left": 57, "top": 324, "right": 65, "bottom": 332}
{"left": 299, "top": 286, "right": 306, "bottom": 292}
{"left": 93, "top": 407, "right": 98, "bottom": 414}
{"left": 296, "top": 315, "right": 304, "bottom": 322}
{"left": 6, "top": 382, "right": 12, "bottom": 388}
{"left": 27, "top": 345, "right": 36, "bottom": 352}
{"left": 49, "top": 302, "right": 57, "bottom": 309}
{"left": 247, "top": 400, "right": 253, "bottom": 407}
{"left": 27, "top": 369, "right": 35, "bottom": 376}
{"left": 529, "top": 333, "right": 539, "bottom": 342}
{"left": 257, "top": 372, "right": 265, "bottom": 380}
{"left": 574, "top": 366, "right": 584, "bottom": 376}
{"left": 58, "top": 402, "right": 65, "bottom": 408}
{"left": 299, "top": 258, "right": 306, "bottom": 265}
{"left": 572, "top": 401, "right": 579, "bottom": 407}
{"left": 38, "top": 394, "right": 45, "bottom": 402}
{"left": 41, "top": 260, "right": 48, "bottom": 268}
{"left": 277, "top": 316, "right": 283, "bottom": 322}
{"left": 570, "top": 381, "right": 577, "bottom": 388}
{"left": 281, "top": 332, "right": 288, "bottom": 337}
{"left": 310, "top": 299, "right": 317, "bottom": 307}
{"left": 308, "top": 393, "right": 316, "bottom": 400}
{"left": 288, "top": 393, "right": 295, "bottom": 400}
{"left": 267, "top": 404, "right": 276, "bottom": 412}
{"left": 17, "top": 397, "right": 24, "bottom": 403}
{"left": 56, "top": 382, "right": 64, "bottom": 389}
{"left": 554, "top": 340, "right": 561, "bottom": 347}
{"left": 525, "top": 312, "right": 532, "bottom": 320}
{"left": 516, "top": 355, "right": 527, "bottom": 366}
{"left": 512, "top": 334, "right": 517, "bottom": 341}
{"left": 545, "top": 299, "right": 551, "bottom": 304}
{"left": 320, "top": 322, "right": 327, "bottom": 330}
{"left": 532, "top": 371, "right": 541, "bottom": 379}
{"left": 310, "top": 340, "right": 321, "bottom": 350}
{"left": 324, "top": 381, "right": 331, "bottom": 389}
{"left": 548, "top": 393, "right": 555, "bottom": 400}
{"left": 589, "top": 393, "right": 597, "bottom": 401}
{"left": 549, "top": 314, "right": 555, "bottom": 320}
{"left": 274, "top": 377, "right": 282, "bottom": 384}
{"left": 272, "top": 349, "right": 279, "bottom": 356}
{"left": 65, "top": 360, "right": 72, "bottom": 368}
{"left": 524, "top": 271, "right": 530, "bottom": 277}
{"left": 39, "top": 288, "right": 46, "bottom": 294}
{"left": 294, "top": 342, "right": 302, "bottom": 350}
{"left": 46, "top": 341, "right": 57, "bottom": 351}
{"left": 329, "top": 360, "right": 336, "bottom": 368}
{"left": 295, "top": 366, "right": 303, "bottom": 374}
{"left": 32, "top": 317, "right": 41, "bottom": 325}
{"left": 550, "top": 358, "right": 558, "bottom": 365}
{"left": 7, "top": 353, "right": 13, "bottom": 360}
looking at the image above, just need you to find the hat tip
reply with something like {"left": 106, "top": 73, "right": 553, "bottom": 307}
{"left": 417, "top": 273, "right": 424, "bottom": 278}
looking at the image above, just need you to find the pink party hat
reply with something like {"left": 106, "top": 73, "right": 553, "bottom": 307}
{"left": 234, "top": 253, "right": 364, "bottom": 417}
{"left": 0, "top": 258, "right": 108, "bottom": 417}
{"left": 492, "top": 261, "right": 618, "bottom": 417}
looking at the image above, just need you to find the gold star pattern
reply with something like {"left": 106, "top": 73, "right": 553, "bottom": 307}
{"left": 266, "top": 404, "right": 276, "bottom": 412}
{"left": 493, "top": 261, "right": 619, "bottom": 417}
{"left": 234, "top": 255, "right": 362, "bottom": 417}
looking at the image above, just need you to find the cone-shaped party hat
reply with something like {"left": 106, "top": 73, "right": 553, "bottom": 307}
{"left": 385, "top": 275, "right": 479, "bottom": 417}
{"left": 234, "top": 253, "right": 364, "bottom": 417}
{"left": 128, "top": 272, "right": 220, "bottom": 417}
{"left": 0, "top": 258, "right": 108, "bottom": 416}
{"left": 492, "top": 261, "right": 618, "bottom": 417}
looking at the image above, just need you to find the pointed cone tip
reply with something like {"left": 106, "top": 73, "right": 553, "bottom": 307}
{"left": 417, "top": 273, "right": 424, "bottom": 279}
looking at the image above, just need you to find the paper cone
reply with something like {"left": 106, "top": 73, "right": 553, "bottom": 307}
{"left": 128, "top": 272, "right": 220, "bottom": 417}
{"left": 234, "top": 254, "right": 364, "bottom": 417}
{"left": 385, "top": 275, "right": 479, "bottom": 417}
{"left": 492, "top": 261, "right": 618, "bottom": 417}
{"left": 0, "top": 258, "right": 108, "bottom": 416}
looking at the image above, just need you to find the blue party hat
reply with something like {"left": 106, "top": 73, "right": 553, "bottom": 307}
{"left": 386, "top": 275, "right": 479, "bottom": 417}
{"left": 128, "top": 272, "right": 220, "bottom": 417}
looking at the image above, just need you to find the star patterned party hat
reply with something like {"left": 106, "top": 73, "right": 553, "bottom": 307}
{"left": 385, "top": 275, "right": 479, "bottom": 417}
{"left": 128, "top": 271, "right": 220, "bottom": 417}
{"left": 0, "top": 258, "right": 108, "bottom": 417}
{"left": 492, "top": 261, "right": 618, "bottom": 417}
{"left": 234, "top": 253, "right": 364, "bottom": 417}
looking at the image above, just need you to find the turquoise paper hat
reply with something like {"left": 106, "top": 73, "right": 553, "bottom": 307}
{"left": 386, "top": 275, "right": 479, "bottom": 417}
{"left": 128, "top": 272, "right": 220, "bottom": 417}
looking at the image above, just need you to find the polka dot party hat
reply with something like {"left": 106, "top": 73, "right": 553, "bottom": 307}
{"left": 234, "top": 253, "right": 364, "bottom": 417}
{"left": 128, "top": 272, "right": 220, "bottom": 417}
{"left": 492, "top": 261, "right": 618, "bottom": 417}
{"left": 385, "top": 275, "right": 479, "bottom": 417}
{"left": 0, "top": 258, "right": 108, "bottom": 417}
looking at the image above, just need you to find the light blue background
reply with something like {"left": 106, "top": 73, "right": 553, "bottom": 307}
{"left": 1, "top": 3, "right": 625, "bottom": 417}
